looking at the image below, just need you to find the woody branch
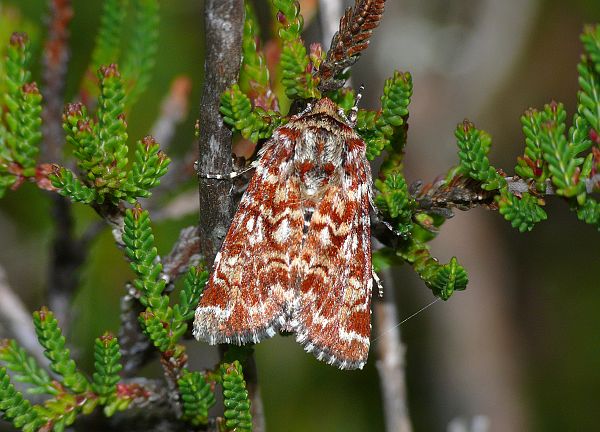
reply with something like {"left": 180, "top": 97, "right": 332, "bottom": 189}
{"left": 411, "top": 175, "right": 600, "bottom": 217}
{"left": 41, "top": 0, "right": 83, "bottom": 332}
{"left": 196, "top": 1, "right": 265, "bottom": 431}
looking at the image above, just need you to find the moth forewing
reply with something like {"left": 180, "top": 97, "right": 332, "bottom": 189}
{"left": 194, "top": 98, "right": 375, "bottom": 369}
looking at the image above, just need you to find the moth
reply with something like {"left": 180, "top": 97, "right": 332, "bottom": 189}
{"left": 193, "top": 97, "right": 377, "bottom": 370}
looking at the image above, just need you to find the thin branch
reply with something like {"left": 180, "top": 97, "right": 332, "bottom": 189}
{"left": 197, "top": 0, "right": 242, "bottom": 260}
{"left": 0, "top": 265, "right": 47, "bottom": 366}
{"left": 77, "top": 378, "right": 175, "bottom": 432}
{"left": 41, "top": 0, "right": 72, "bottom": 163}
{"left": 118, "top": 288, "right": 152, "bottom": 376}
{"left": 150, "top": 76, "right": 192, "bottom": 150}
{"left": 411, "top": 174, "right": 600, "bottom": 218}
{"left": 197, "top": 1, "right": 265, "bottom": 430}
{"left": 47, "top": 196, "right": 87, "bottom": 330}
{"left": 94, "top": 203, "right": 127, "bottom": 248}
{"left": 39, "top": 0, "right": 84, "bottom": 333}
{"left": 162, "top": 225, "right": 202, "bottom": 279}
{"left": 373, "top": 270, "right": 413, "bottom": 432}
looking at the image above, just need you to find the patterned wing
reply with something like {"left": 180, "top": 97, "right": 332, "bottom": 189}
{"left": 193, "top": 128, "right": 303, "bottom": 345}
{"left": 292, "top": 137, "right": 373, "bottom": 369}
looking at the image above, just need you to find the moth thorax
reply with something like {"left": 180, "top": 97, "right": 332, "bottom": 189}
{"left": 294, "top": 127, "right": 344, "bottom": 199}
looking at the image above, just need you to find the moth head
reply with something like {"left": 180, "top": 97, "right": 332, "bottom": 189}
{"left": 308, "top": 98, "right": 351, "bottom": 126}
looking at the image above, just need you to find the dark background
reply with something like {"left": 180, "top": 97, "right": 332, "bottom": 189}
{"left": 1, "top": 0, "right": 600, "bottom": 430}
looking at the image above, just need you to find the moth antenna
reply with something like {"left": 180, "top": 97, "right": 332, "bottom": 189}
{"left": 349, "top": 84, "right": 365, "bottom": 125}
{"left": 298, "top": 101, "right": 314, "bottom": 117}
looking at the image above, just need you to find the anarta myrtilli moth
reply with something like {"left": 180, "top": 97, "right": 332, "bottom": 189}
{"left": 193, "top": 97, "right": 377, "bottom": 370}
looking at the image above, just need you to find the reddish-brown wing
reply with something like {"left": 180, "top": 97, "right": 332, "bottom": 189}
{"left": 292, "top": 137, "right": 373, "bottom": 370}
{"left": 193, "top": 128, "right": 304, "bottom": 345}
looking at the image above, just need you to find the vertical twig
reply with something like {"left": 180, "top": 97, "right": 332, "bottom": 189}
{"left": 41, "top": 0, "right": 72, "bottom": 163}
{"left": 0, "top": 265, "right": 47, "bottom": 366}
{"left": 197, "top": 1, "right": 265, "bottom": 430}
{"left": 373, "top": 269, "right": 413, "bottom": 432}
{"left": 150, "top": 76, "right": 192, "bottom": 150}
{"left": 40, "top": 0, "right": 83, "bottom": 331}
{"left": 197, "top": 0, "right": 242, "bottom": 255}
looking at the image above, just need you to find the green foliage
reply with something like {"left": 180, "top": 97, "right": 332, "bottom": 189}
{"left": 92, "top": 333, "right": 122, "bottom": 405}
{"left": 426, "top": 257, "right": 469, "bottom": 300}
{"left": 88, "top": 0, "right": 128, "bottom": 79}
{"left": 121, "top": 0, "right": 160, "bottom": 109}
{"left": 52, "top": 166, "right": 97, "bottom": 203}
{"left": 371, "top": 248, "right": 403, "bottom": 273}
{"left": 35, "top": 390, "right": 96, "bottom": 432}
{"left": 84, "top": 0, "right": 159, "bottom": 109}
{"left": 582, "top": 24, "right": 600, "bottom": 73}
{"left": 515, "top": 109, "right": 549, "bottom": 189}
{"left": 54, "top": 65, "right": 170, "bottom": 204}
{"left": 356, "top": 71, "right": 413, "bottom": 160}
{"left": 511, "top": 34, "right": 600, "bottom": 230}
{"left": 575, "top": 58, "right": 599, "bottom": 141}
{"left": 95, "top": 64, "right": 129, "bottom": 191}
{"left": 221, "top": 361, "right": 253, "bottom": 432}
{"left": 379, "top": 71, "right": 412, "bottom": 152}
{"left": 124, "top": 208, "right": 205, "bottom": 355}
{"left": 220, "top": 84, "right": 283, "bottom": 143}
{"left": 125, "top": 136, "right": 171, "bottom": 197}
{"left": 400, "top": 240, "right": 468, "bottom": 300}
{"left": 32, "top": 307, "right": 90, "bottom": 394}
{"left": 455, "top": 120, "right": 504, "bottom": 191}
{"left": 0, "top": 368, "right": 43, "bottom": 432}
{"left": 329, "top": 87, "right": 356, "bottom": 112}
{"left": 123, "top": 207, "right": 168, "bottom": 310}
{"left": 539, "top": 102, "right": 584, "bottom": 197}
{"left": 0, "top": 33, "right": 42, "bottom": 197}
{"left": 576, "top": 197, "right": 600, "bottom": 228}
{"left": 0, "top": 339, "right": 55, "bottom": 395}
{"left": 496, "top": 189, "right": 548, "bottom": 232}
{"left": 240, "top": 2, "right": 270, "bottom": 99}
{"left": 172, "top": 266, "right": 208, "bottom": 340}
{"left": 356, "top": 109, "right": 387, "bottom": 161}
{"left": 61, "top": 103, "right": 101, "bottom": 174}
{"left": 1, "top": 315, "right": 134, "bottom": 428}
{"left": 138, "top": 310, "right": 172, "bottom": 352}
{"left": 374, "top": 172, "right": 414, "bottom": 237}
{"left": 178, "top": 370, "right": 216, "bottom": 426}
{"left": 274, "top": 0, "right": 320, "bottom": 100}
{"left": 0, "top": 8, "right": 39, "bottom": 99}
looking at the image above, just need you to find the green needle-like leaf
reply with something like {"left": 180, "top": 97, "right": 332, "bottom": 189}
{"left": 0, "top": 367, "right": 44, "bottom": 432}
{"left": 121, "top": 0, "right": 159, "bottom": 109}
{"left": 92, "top": 333, "right": 122, "bottom": 404}
{"left": 221, "top": 361, "right": 252, "bottom": 432}
{"left": 32, "top": 307, "right": 90, "bottom": 394}
{"left": 0, "top": 339, "right": 55, "bottom": 395}
{"left": 178, "top": 370, "right": 216, "bottom": 426}
{"left": 496, "top": 189, "right": 547, "bottom": 232}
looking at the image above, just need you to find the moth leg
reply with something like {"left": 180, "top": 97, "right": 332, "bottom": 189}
{"left": 369, "top": 199, "right": 405, "bottom": 237}
{"left": 195, "top": 159, "right": 259, "bottom": 179}
{"left": 372, "top": 266, "right": 384, "bottom": 297}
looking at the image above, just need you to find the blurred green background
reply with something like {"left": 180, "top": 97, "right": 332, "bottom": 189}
{"left": 1, "top": 0, "right": 600, "bottom": 431}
